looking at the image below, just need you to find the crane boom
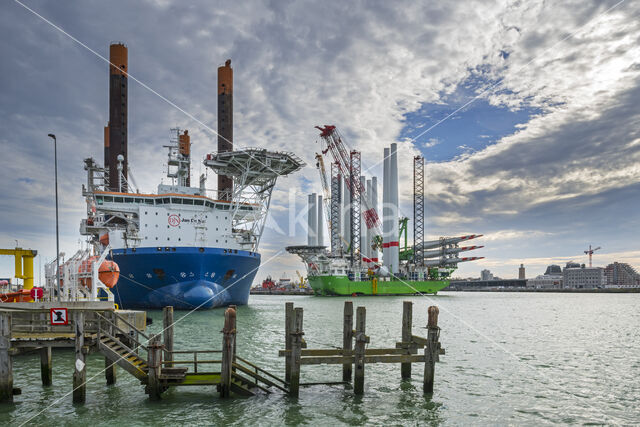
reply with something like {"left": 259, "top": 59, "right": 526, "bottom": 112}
{"left": 315, "top": 125, "right": 381, "bottom": 235}
{"left": 583, "top": 244, "right": 601, "bottom": 267}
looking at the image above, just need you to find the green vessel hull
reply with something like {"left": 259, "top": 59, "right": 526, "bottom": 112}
{"left": 308, "top": 275, "right": 449, "bottom": 296}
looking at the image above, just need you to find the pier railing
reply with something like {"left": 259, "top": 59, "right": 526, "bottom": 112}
{"left": 162, "top": 349, "right": 222, "bottom": 373}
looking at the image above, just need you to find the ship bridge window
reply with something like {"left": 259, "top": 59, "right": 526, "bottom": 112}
{"left": 171, "top": 198, "right": 182, "bottom": 204}
{"left": 205, "top": 201, "right": 214, "bottom": 208}
{"left": 183, "top": 199, "right": 194, "bottom": 205}
{"left": 156, "top": 198, "right": 163, "bottom": 205}
{"left": 135, "top": 198, "right": 144, "bottom": 203}
{"left": 114, "top": 197, "right": 124, "bottom": 203}
{"left": 217, "top": 204, "right": 230, "bottom": 210}
{"left": 194, "top": 200, "right": 204, "bottom": 206}
{"left": 124, "top": 197, "right": 134, "bottom": 203}
{"left": 145, "top": 199, "right": 154, "bottom": 205}
{"left": 96, "top": 196, "right": 103, "bottom": 205}
{"left": 163, "top": 198, "right": 170, "bottom": 204}
{"left": 103, "top": 196, "right": 113, "bottom": 202}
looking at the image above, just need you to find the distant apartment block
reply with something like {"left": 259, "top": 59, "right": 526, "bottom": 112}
{"left": 604, "top": 262, "right": 640, "bottom": 288}
{"left": 563, "top": 266, "right": 606, "bottom": 289}
{"left": 480, "top": 269, "right": 494, "bottom": 281}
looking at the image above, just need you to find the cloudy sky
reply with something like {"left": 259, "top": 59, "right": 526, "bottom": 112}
{"left": 1, "top": 0, "right": 639, "bottom": 285}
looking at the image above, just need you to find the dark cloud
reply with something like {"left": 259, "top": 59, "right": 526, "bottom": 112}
{"left": 1, "top": 0, "right": 638, "bottom": 279}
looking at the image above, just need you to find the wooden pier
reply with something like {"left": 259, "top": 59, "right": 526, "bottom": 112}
{"left": 1, "top": 300, "right": 444, "bottom": 403}
{"left": 279, "top": 301, "right": 444, "bottom": 396}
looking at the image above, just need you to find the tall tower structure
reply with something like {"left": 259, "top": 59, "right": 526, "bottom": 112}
{"left": 105, "top": 43, "right": 128, "bottom": 191}
{"left": 519, "top": 264, "right": 526, "bottom": 280}
{"left": 413, "top": 156, "right": 425, "bottom": 267}
{"left": 217, "top": 60, "right": 233, "bottom": 200}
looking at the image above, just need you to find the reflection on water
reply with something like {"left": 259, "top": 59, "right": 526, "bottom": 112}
{"left": 2, "top": 292, "right": 640, "bottom": 425}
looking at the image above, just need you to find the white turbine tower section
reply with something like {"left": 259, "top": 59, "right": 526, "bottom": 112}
{"left": 390, "top": 143, "right": 399, "bottom": 274}
{"left": 308, "top": 193, "right": 317, "bottom": 245}
{"left": 382, "top": 147, "right": 390, "bottom": 271}
{"left": 371, "top": 176, "right": 378, "bottom": 264}
{"left": 317, "top": 194, "right": 324, "bottom": 246}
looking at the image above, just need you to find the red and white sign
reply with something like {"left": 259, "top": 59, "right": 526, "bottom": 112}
{"left": 168, "top": 214, "right": 181, "bottom": 227}
{"left": 50, "top": 308, "right": 68, "bottom": 325}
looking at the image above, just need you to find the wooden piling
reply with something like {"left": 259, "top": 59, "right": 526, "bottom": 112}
{"left": 230, "top": 305, "right": 237, "bottom": 357}
{"left": 105, "top": 356, "right": 116, "bottom": 385}
{"left": 73, "top": 311, "right": 86, "bottom": 404}
{"left": 0, "top": 312, "right": 12, "bottom": 402}
{"left": 147, "top": 334, "right": 163, "bottom": 400}
{"left": 342, "top": 301, "right": 353, "bottom": 382}
{"left": 220, "top": 306, "right": 236, "bottom": 398}
{"left": 105, "top": 311, "right": 116, "bottom": 385}
{"left": 353, "top": 306, "right": 367, "bottom": 395}
{"left": 288, "top": 307, "right": 304, "bottom": 397}
{"left": 40, "top": 347, "right": 52, "bottom": 386}
{"left": 401, "top": 301, "right": 413, "bottom": 379}
{"left": 284, "top": 302, "right": 293, "bottom": 383}
{"left": 424, "top": 306, "right": 439, "bottom": 393}
{"left": 163, "top": 306, "right": 174, "bottom": 367}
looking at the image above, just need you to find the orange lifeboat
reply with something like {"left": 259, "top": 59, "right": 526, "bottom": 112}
{"left": 78, "top": 257, "right": 120, "bottom": 289}
{"left": 0, "top": 289, "right": 32, "bottom": 303}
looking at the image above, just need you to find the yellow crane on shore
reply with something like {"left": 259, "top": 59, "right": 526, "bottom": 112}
{"left": 0, "top": 247, "right": 37, "bottom": 290}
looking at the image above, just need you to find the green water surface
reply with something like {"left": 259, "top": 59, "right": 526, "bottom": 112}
{"left": 2, "top": 292, "right": 639, "bottom": 425}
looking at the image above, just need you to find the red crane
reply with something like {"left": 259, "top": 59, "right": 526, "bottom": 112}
{"left": 315, "top": 125, "right": 381, "bottom": 231}
{"left": 584, "top": 245, "right": 601, "bottom": 268}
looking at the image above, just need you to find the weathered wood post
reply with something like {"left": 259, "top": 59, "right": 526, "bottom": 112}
{"left": 220, "top": 306, "right": 236, "bottom": 398}
{"left": 163, "top": 306, "right": 174, "bottom": 367}
{"left": 40, "top": 347, "right": 52, "bottom": 386}
{"left": 353, "top": 306, "right": 367, "bottom": 395}
{"left": 73, "top": 311, "right": 86, "bottom": 404}
{"left": 424, "top": 305, "right": 440, "bottom": 393}
{"left": 284, "top": 302, "right": 293, "bottom": 383}
{"left": 401, "top": 301, "right": 413, "bottom": 379}
{"left": 147, "top": 334, "right": 163, "bottom": 400}
{"left": 105, "top": 311, "right": 116, "bottom": 385}
{"left": 288, "top": 307, "right": 304, "bottom": 397}
{"left": 229, "top": 305, "right": 237, "bottom": 358}
{"left": 0, "top": 312, "right": 13, "bottom": 402}
{"left": 342, "top": 301, "right": 353, "bottom": 382}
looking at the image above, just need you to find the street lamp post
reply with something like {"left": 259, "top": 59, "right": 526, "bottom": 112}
{"left": 48, "top": 133, "right": 62, "bottom": 302}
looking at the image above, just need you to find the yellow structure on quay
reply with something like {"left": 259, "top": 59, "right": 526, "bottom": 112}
{"left": 0, "top": 247, "right": 37, "bottom": 290}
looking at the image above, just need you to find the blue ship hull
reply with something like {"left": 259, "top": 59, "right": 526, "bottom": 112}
{"left": 109, "top": 247, "right": 261, "bottom": 310}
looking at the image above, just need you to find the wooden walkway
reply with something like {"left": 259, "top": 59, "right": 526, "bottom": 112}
{"left": 0, "top": 300, "right": 444, "bottom": 403}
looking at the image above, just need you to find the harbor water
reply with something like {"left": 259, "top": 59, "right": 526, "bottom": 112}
{"left": 2, "top": 292, "right": 639, "bottom": 425}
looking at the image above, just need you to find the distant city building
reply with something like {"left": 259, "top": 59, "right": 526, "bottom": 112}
{"left": 563, "top": 266, "right": 605, "bottom": 289}
{"left": 480, "top": 269, "right": 494, "bottom": 281}
{"left": 604, "top": 262, "right": 640, "bottom": 288}
{"left": 527, "top": 264, "right": 563, "bottom": 288}
{"left": 544, "top": 265, "right": 562, "bottom": 275}
{"left": 449, "top": 279, "right": 527, "bottom": 290}
{"left": 528, "top": 274, "right": 563, "bottom": 288}
{"left": 518, "top": 264, "right": 525, "bottom": 280}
